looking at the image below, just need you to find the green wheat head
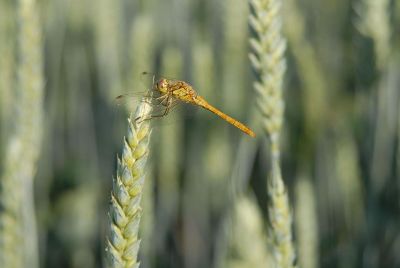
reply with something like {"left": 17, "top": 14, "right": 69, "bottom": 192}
{"left": 355, "top": 0, "right": 391, "bottom": 69}
{"left": 249, "top": 0, "right": 296, "bottom": 267}
{"left": 106, "top": 101, "right": 153, "bottom": 268}
{"left": 0, "top": 0, "right": 44, "bottom": 267}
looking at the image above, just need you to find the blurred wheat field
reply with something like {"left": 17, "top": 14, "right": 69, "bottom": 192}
{"left": 0, "top": 0, "right": 400, "bottom": 267}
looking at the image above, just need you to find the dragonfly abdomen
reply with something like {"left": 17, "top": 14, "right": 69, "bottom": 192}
{"left": 193, "top": 96, "right": 256, "bottom": 137}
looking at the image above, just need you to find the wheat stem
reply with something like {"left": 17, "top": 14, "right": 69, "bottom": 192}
{"left": 283, "top": 0, "right": 328, "bottom": 137}
{"left": 0, "top": 1, "right": 16, "bottom": 149}
{"left": 106, "top": 101, "right": 153, "bottom": 268}
{"left": 151, "top": 47, "right": 183, "bottom": 258}
{"left": 249, "top": 0, "right": 296, "bottom": 267}
{"left": 94, "top": 0, "right": 123, "bottom": 101}
{"left": 295, "top": 176, "right": 319, "bottom": 268}
{"left": 222, "top": 0, "right": 249, "bottom": 113}
{"left": 223, "top": 195, "right": 272, "bottom": 268}
{"left": 355, "top": 0, "right": 391, "bottom": 69}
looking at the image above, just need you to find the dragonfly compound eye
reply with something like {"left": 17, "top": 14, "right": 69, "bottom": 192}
{"left": 159, "top": 79, "right": 167, "bottom": 89}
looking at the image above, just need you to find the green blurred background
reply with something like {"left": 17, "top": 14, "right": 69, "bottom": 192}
{"left": 1, "top": 0, "right": 400, "bottom": 267}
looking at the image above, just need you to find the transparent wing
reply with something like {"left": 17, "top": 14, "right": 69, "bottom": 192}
{"left": 115, "top": 71, "right": 164, "bottom": 111}
{"left": 139, "top": 71, "right": 157, "bottom": 91}
{"left": 114, "top": 92, "right": 168, "bottom": 116}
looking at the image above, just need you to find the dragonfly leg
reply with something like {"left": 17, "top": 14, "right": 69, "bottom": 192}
{"left": 149, "top": 108, "right": 169, "bottom": 119}
{"left": 142, "top": 90, "right": 160, "bottom": 102}
{"left": 135, "top": 106, "right": 169, "bottom": 123}
{"left": 134, "top": 114, "right": 152, "bottom": 123}
{"left": 141, "top": 98, "right": 153, "bottom": 105}
{"left": 148, "top": 98, "right": 173, "bottom": 119}
{"left": 135, "top": 96, "right": 180, "bottom": 123}
{"left": 156, "top": 94, "right": 170, "bottom": 106}
{"left": 134, "top": 96, "right": 171, "bottom": 123}
{"left": 167, "top": 99, "right": 180, "bottom": 112}
{"left": 141, "top": 93, "right": 167, "bottom": 106}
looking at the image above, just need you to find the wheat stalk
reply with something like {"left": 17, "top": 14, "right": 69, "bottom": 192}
{"left": 129, "top": 15, "right": 156, "bottom": 96}
{"left": 222, "top": 0, "right": 249, "bottom": 113}
{"left": 154, "top": 47, "right": 183, "bottom": 251}
{"left": 0, "top": 0, "right": 44, "bottom": 267}
{"left": 249, "top": 0, "right": 296, "bottom": 267}
{"left": 94, "top": 0, "right": 123, "bottom": 101}
{"left": 283, "top": 0, "right": 328, "bottom": 136}
{"left": 223, "top": 195, "right": 273, "bottom": 268}
{"left": 355, "top": 0, "right": 393, "bottom": 195}
{"left": 355, "top": 0, "right": 391, "bottom": 69}
{"left": 295, "top": 176, "right": 319, "bottom": 268}
{"left": 0, "top": 1, "right": 16, "bottom": 148}
{"left": 106, "top": 101, "right": 153, "bottom": 268}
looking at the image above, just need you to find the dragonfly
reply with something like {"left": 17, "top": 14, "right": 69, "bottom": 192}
{"left": 117, "top": 72, "right": 256, "bottom": 137}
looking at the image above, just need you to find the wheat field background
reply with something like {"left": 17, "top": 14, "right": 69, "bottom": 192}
{"left": 0, "top": 0, "right": 399, "bottom": 267}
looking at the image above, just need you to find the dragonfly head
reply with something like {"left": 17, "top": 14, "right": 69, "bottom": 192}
{"left": 156, "top": 78, "right": 168, "bottom": 93}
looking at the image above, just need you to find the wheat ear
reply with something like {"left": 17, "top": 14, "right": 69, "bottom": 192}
{"left": 249, "top": 0, "right": 296, "bottom": 267}
{"left": 0, "top": 0, "right": 44, "bottom": 267}
{"left": 106, "top": 100, "right": 153, "bottom": 268}
{"left": 355, "top": 0, "right": 391, "bottom": 70}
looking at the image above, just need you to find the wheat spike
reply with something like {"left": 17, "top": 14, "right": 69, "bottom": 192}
{"left": 0, "top": 0, "right": 44, "bottom": 267}
{"left": 249, "top": 0, "right": 296, "bottom": 267}
{"left": 106, "top": 100, "right": 153, "bottom": 268}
